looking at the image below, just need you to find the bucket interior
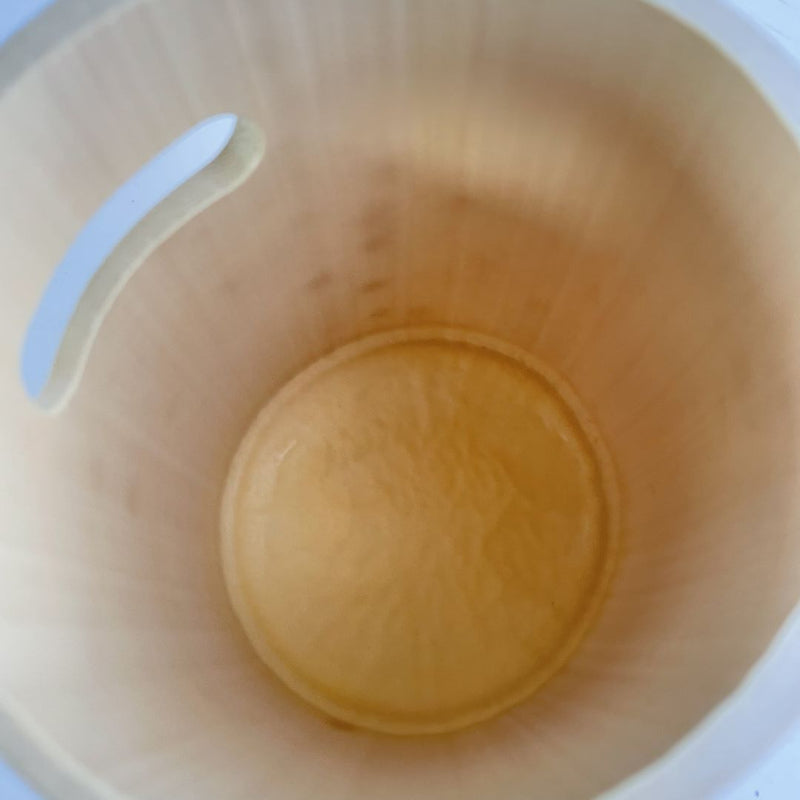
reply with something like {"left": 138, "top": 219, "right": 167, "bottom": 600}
{"left": 2, "top": 1, "right": 800, "bottom": 799}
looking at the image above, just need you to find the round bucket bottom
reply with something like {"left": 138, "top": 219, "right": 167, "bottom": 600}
{"left": 222, "top": 328, "right": 619, "bottom": 734}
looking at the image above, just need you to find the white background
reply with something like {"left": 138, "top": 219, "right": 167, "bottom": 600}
{"left": 0, "top": 1, "right": 799, "bottom": 798}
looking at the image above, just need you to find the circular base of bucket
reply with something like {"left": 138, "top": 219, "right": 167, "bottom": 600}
{"left": 221, "top": 328, "right": 619, "bottom": 734}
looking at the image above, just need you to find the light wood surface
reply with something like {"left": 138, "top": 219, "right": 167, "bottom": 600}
{"left": 1, "top": 1, "right": 800, "bottom": 799}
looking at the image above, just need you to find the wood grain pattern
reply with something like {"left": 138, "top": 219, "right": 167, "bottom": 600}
{"left": 1, "top": 1, "right": 800, "bottom": 799}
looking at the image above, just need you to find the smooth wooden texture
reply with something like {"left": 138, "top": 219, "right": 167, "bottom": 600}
{"left": 1, "top": 1, "right": 800, "bottom": 799}
{"left": 27, "top": 115, "right": 263, "bottom": 411}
